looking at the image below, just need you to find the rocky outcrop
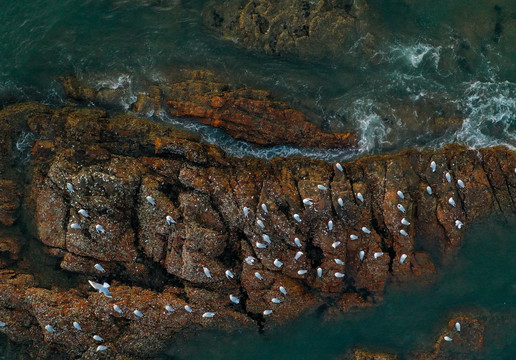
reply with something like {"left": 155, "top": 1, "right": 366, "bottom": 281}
{"left": 203, "top": 0, "right": 370, "bottom": 56}
{"left": 1, "top": 102, "right": 516, "bottom": 358}
{"left": 61, "top": 71, "right": 358, "bottom": 149}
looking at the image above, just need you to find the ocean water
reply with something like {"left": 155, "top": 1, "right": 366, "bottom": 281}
{"left": 1, "top": 0, "right": 516, "bottom": 160}
{"left": 1, "top": 0, "right": 516, "bottom": 358}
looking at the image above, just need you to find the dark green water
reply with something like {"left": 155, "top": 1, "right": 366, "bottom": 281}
{"left": 2, "top": 0, "right": 516, "bottom": 160}
{"left": 167, "top": 216, "right": 516, "bottom": 359}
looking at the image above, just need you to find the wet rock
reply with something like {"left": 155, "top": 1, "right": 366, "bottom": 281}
{"left": 203, "top": 0, "right": 370, "bottom": 57}
{"left": 352, "top": 349, "right": 398, "bottom": 360}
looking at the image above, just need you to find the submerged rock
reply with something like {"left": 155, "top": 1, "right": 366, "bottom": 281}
{"left": 1, "top": 102, "right": 516, "bottom": 358}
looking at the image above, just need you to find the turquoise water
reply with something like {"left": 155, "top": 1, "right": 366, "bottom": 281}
{"left": 167, "top": 216, "right": 516, "bottom": 359}
{"left": 2, "top": 0, "right": 516, "bottom": 159}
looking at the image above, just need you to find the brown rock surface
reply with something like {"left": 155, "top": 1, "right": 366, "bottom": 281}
{"left": 61, "top": 71, "right": 358, "bottom": 149}
{"left": 1, "top": 102, "right": 516, "bottom": 358}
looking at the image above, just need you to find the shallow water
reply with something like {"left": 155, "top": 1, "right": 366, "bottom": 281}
{"left": 167, "top": 215, "right": 516, "bottom": 359}
{"left": 2, "top": 0, "right": 516, "bottom": 159}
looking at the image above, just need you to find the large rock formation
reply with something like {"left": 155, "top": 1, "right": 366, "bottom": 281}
{"left": 61, "top": 71, "right": 358, "bottom": 150}
{"left": 202, "top": 0, "right": 370, "bottom": 56}
{"left": 0, "top": 102, "right": 515, "bottom": 358}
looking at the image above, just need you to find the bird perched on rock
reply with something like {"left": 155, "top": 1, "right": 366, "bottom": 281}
{"left": 94, "top": 263, "right": 105, "bottom": 272}
{"left": 96, "top": 345, "right": 108, "bottom": 352}
{"left": 401, "top": 218, "right": 410, "bottom": 225}
{"left": 336, "top": 163, "right": 343, "bottom": 172}
{"left": 184, "top": 305, "right": 193, "bottom": 313}
{"left": 165, "top": 305, "right": 174, "bottom": 312}
{"left": 397, "top": 190, "right": 404, "bottom": 199}
{"left": 350, "top": 234, "right": 358, "bottom": 240}
{"left": 279, "top": 286, "right": 287, "bottom": 295}
{"left": 113, "top": 304, "right": 122, "bottom": 313}
{"left": 445, "top": 172, "right": 451, "bottom": 183}
{"left": 256, "top": 219, "right": 265, "bottom": 228}
{"left": 359, "top": 251, "right": 365, "bottom": 261}
{"left": 294, "top": 251, "right": 303, "bottom": 261}
{"left": 399, "top": 254, "right": 408, "bottom": 264}
{"left": 455, "top": 220, "right": 464, "bottom": 229}
{"left": 334, "top": 259, "right": 344, "bottom": 265}
{"left": 271, "top": 298, "right": 281, "bottom": 304}
{"left": 255, "top": 272, "right": 263, "bottom": 280}
{"left": 256, "top": 242, "right": 267, "bottom": 249}
{"left": 448, "top": 197, "right": 456, "bottom": 207}
{"left": 95, "top": 224, "right": 105, "bottom": 234}
{"left": 374, "top": 252, "right": 384, "bottom": 259}
{"left": 261, "top": 203, "right": 268, "bottom": 213}
{"left": 133, "top": 310, "right": 143, "bottom": 318}
{"left": 430, "top": 161, "right": 436, "bottom": 172}
{"left": 317, "top": 267, "right": 322, "bottom": 277}
{"left": 45, "top": 325, "right": 55, "bottom": 333}
{"left": 202, "top": 312, "right": 216, "bottom": 318}
{"left": 356, "top": 192, "right": 364, "bottom": 202}
{"left": 73, "top": 322, "right": 82, "bottom": 330}
{"left": 361, "top": 227, "right": 371, "bottom": 234}
{"left": 66, "top": 183, "right": 74, "bottom": 193}
{"left": 262, "top": 234, "right": 271, "bottom": 244}
{"left": 444, "top": 336, "right": 452, "bottom": 341}
{"left": 203, "top": 267, "right": 211, "bottom": 278}
{"left": 225, "top": 270, "right": 234, "bottom": 279}
{"left": 455, "top": 322, "right": 461, "bottom": 331}
{"left": 334, "top": 272, "right": 345, "bottom": 278}
{"left": 230, "top": 295, "right": 239, "bottom": 304}
{"left": 166, "top": 215, "right": 176, "bottom": 225}
{"left": 146, "top": 196, "right": 155, "bottom": 205}
{"left": 243, "top": 206, "right": 249, "bottom": 218}
{"left": 400, "top": 229, "right": 408, "bottom": 237}
{"left": 317, "top": 184, "right": 327, "bottom": 191}
{"left": 274, "top": 259, "right": 283, "bottom": 268}
{"left": 332, "top": 241, "right": 341, "bottom": 249}
{"left": 93, "top": 335, "right": 104, "bottom": 342}
{"left": 457, "top": 179, "right": 465, "bottom": 188}
{"left": 303, "top": 198, "right": 313, "bottom": 206}
{"left": 78, "top": 209, "right": 89, "bottom": 218}
{"left": 245, "top": 256, "right": 256, "bottom": 265}
{"left": 397, "top": 204, "right": 406, "bottom": 213}
{"left": 294, "top": 238, "right": 302, "bottom": 247}
{"left": 70, "top": 223, "right": 81, "bottom": 229}
{"left": 426, "top": 186, "right": 432, "bottom": 195}
{"left": 327, "top": 220, "right": 333, "bottom": 231}
{"left": 338, "top": 198, "right": 344, "bottom": 207}
{"left": 297, "top": 270, "right": 307, "bottom": 275}
{"left": 293, "top": 214, "right": 301, "bottom": 222}
{"left": 263, "top": 310, "right": 273, "bottom": 315}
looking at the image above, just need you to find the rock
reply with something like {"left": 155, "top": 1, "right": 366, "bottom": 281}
{"left": 352, "top": 349, "right": 398, "bottom": 360}
{"left": 203, "top": 0, "right": 370, "bottom": 56}
{"left": 1, "top": 102, "right": 516, "bottom": 358}
{"left": 0, "top": 180, "right": 21, "bottom": 226}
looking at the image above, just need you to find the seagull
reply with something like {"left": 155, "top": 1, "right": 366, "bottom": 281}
{"left": 430, "top": 161, "right": 436, "bottom": 172}
{"left": 113, "top": 304, "right": 122, "bottom": 313}
{"left": 94, "top": 264, "right": 105, "bottom": 272}
{"left": 361, "top": 227, "right": 371, "bottom": 234}
{"left": 263, "top": 310, "right": 273, "bottom": 315}
{"left": 334, "top": 259, "right": 344, "bottom": 265}
{"left": 401, "top": 218, "right": 410, "bottom": 225}
{"left": 294, "top": 238, "right": 302, "bottom": 247}
{"left": 332, "top": 241, "right": 341, "bottom": 249}
{"left": 243, "top": 207, "right": 249, "bottom": 218}
{"left": 446, "top": 172, "right": 451, "bottom": 183}
{"left": 328, "top": 220, "right": 333, "bottom": 231}
{"left": 133, "top": 310, "right": 143, "bottom": 318}
{"left": 88, "top": 280, "right": 112, "bottom": 298}
{"left": 455, "top": 322, "right": 461, "bottom": 331}
{"left": 271, "top": 298, "right": 281, "bottom": 304}
{"left": 273, "top": 259, "right": 283, "bottom": 268}
{"left": 93, "top": 335, "right": 104, "bottom": 342}
{"left": 350, "top": 234, "right": 358, "bottom": 240}
{"left": 45, "top": 325, "right": 55, "bottom": 333}
{"left": 457, "top": 180, "right": 465, "bottom": 188}
{"left": 230, "top": 295, "right": 240, "bottom": 304}
{"left": 225, "top": 270, "right": 234, "bottom": 279}
{"left": 400, "top": 229, "right": 408, "bottom": 237}
{"left": 166, "top": 215, "right": 176, "bottom": 225}
{"left": 399, "top": 254, "right": 408, "bottom": 264}
{"left": 303, "top": 198, "right": 313, "bottom": 206}
{"left": 70, "top": 223, "right": 81, "bottom": 229}
{"left": 202, "top": 312, "right": 216, "bottom": 318}
{"left": 356, "top": 193, "right": 364, "bottom": 202}
{"left": 317, "top": 185, "right": 327, "bottom": 191}
{"left": 66, "top": 183, "right": 74, "bottom": 193}
{"left": 95, "top": 224, "right": 105, "bottom": 234}
{"left": 397, "top": 204, "right": 406, "bottom": 213}
{"left": 261, "top": 204, "right": 268, "bottom": 213}
{"left": 359, "top": 251, "right": 365, "bottom": 261}
{"left": 184, "top": 305, "right": 193, "bottom": 313}
{"left": 262, "top": 234, "right": 271, "bottom": 244}
{"left": 293, "top": 214, "right": 302, "bottom": 222}
{"left": 73, "top": 322, "right": 82, "bottom": 330}
{"left": 165, "top": 305, "right": 174, "bottom": 312}
{"left": 279, "top": 286, "right": 287, "bottom": 295}
{"left": 374, "top": 252, "right": 384, "bottom": 259}
{"left": 426, "top": 186, "right": 432, "bottom": 195}
{"left": 455, "top": 220, "right": 463, "bottom": 229}
{"left": 255, "top": 272, "right": 263, "bottom": 280}
{"left": 397, "top": 190, "right": 404, "bottom": 199}
{"left": 203, "top": 267, "right": 211, "bottom": 278}
{"left": 96, "top": 345, "right": 108, "bottom": 352}
{"left": 257, "top": 219, "right": 265, "bottom": 228}
{"left": 297, "top": 270, "right": 308, "bottom": 275}
{"left": 245, "top": 256, "right": 256, "bottom": 265}
{"left": 444, "top": 336, "right": 452, "bottom": 342}
{"left": 146, "top": 196, "right": 155, "bottom": 205}
{"left": 78, "top": 209, "right": 89, "bottom": 218}
{"left": 256, "top": 242, "right": 267, "bottom": 249}
{"left": 336, "top": 163, "right": 343, "bottom": 172}
{"left": 335, "top": 272, "right": 345, "bottom": 278}
{"left": 294, "top": 251, "right": 303, "bottom": 261}
{"left": 448, "top": 197, "right": 456, "bottom": 207}
{"left": 338, "top": 198, "right": 344, "bottom": 207}
{"left": 0, "top": 321, "right": 6, "bottom": 327}
{"left": 317, "top": 267, "right": 322, "bottom": 277}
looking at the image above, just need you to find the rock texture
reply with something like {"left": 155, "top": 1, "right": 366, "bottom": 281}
{"left": 61, "top": 71, "right": 358, "bottom": 149}
{"left": 203, "top": 0, "right": 370, "bottom": 56}
{"left": 0, "top": 102, "right": 516, "bottom": 358}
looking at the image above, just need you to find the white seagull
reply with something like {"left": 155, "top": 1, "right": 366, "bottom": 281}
{"left": 146, "top": 196, "right": 155, "bottom": 205}
{"left": 359, "top": 251, "right": 365, "bottom": 261}
{"left": 401, "top": 218, "right": 410, "bottom": 225}
{"left": 430, "top": 161, "right": 436, "bottom": 172}
{"left": 445, "top": 172, "right": 451, "bottom": 183}
{"left": 350, "top": 234, "right": 358, "bottom": 240}
{"left": 113, "top": 304, "right": 122, "bottom": 313}
{"left": 400, "top": 229, "right": 408, "bottom": 237}
{"left": 397, "top": 204, "right": 406, "bottom": 213}
{"left": 256, "top": 242, "right": 267, "bottom": 249}
{"left": 338, "top": 198, "right": 344, "bottom": 207}
{"left": 448, "top": 197, "right": 456, "bottom": 207}
{"left": 263, "top": 310, "right": 273, "bottom": 315}
{"left": 225, "top": 270, "right": 234, "bottom": 279}
{"left": 294, "top": 251, "right": 303, "bottom": 261}
{"left": 293, "top": 214, "right": 302, "bottom": 222}
{"left": 203, "top": 267, "right": 211, "bottom": 278}
{"left": 274, "top": 259, "right": 283, "bottom": 268}
{"left": 297, "top": 270, "right": 307, "bottom": 275}
{"left": 45, "top": 325, "right": 55, "bottom": 333}
{"left": 374, "top": 252, "right": 384, "bottom": 259}
{"left": 261, "top": 203, "right": 268, "bottom": 213}
{"left": 455, "top": 322, "right": 461, "bottom": 331}
{"left": 294, "top": 238, "right": 302, "bottom": 247}
{"left": 262, "top": 234, "right": 271, "bottom": 244}
{"left": 317, "top": 267, "right": 322, "bottom": 277}
{"left": 328, "top": 220, "right": 333, "bottom": 231}
{"left": 93, "top": 335, "right": 104, "bottom": 342}
{"left": 336, "top": 163, "right": 343, "bottom": 172}
{"left": 70, "top": 223, "right": 81, "bottom": 229}
{"left": 95, "top": 224, "right": 105, "bottom": 234}
{"left": 229, "top": 295, "right": 240, "bottom": 304}
{"left": 184, "top": 305, "right": 193, "bottom": 313}
{"left": 335, "top": 272, "right": 345, "bottom": 278}
{"left": 399, "top": 254, "right": 408, "bottom": 264}
{"left": 165, "top": 305, "right": 174, "bottom": 312}
{"left": 397, "top": 190, "right": 404, "bottom": 199}
{"left": 66, "top": 183, "right": 74, "bottom": 193}
{"left": 133, "top": 310, "right": 143, "bottom": 318}
{"left": 73, "top": 322, "right": 82, "bottom": 330}
{"left": 332, "top": 241, "right": 341, "bottom": 249}
{"left": 457, "top": 179, "right": 465, "bottom": 188}
{"left": 361, "top": 227, "right": 371, "bottom": 234}
{"left": 279, "top": 286, "right": 287, "bottom": 295}
{"left": 426, "top": 186, "right": 432, "bottom": 195}
{"left": 356, "top": 192, "right": 364, "bottom": 202}
{"left": 202, "top": 312, "right": 216, "bottom": 318}
{"left": 243, "top": 206, "right": 249, "bottom": 218}
{"left": 455, "top": 220, "right": 463, "bottom": 229}
{"left": 166, "top": 215, "right": 176, "bottom": 225}
{"left": 256, "top": 219, "right": 265, "bottom": 228}
{"left": 88, "top": 280, "right": 112, "bottom": 298}
{"left": 254, "top": 272, "right": 263, "bottom": 280}
{"left": 303, "top": 198, "right": 313, "bottom": 206}
{"left": 96, "top": 345, "right": 108, "bottom": 352}
{"left": 78, "top": 209, "right": 89, "bottom": 218}
{"left": 94, "top": 264, "right": 105, "bottom": 272}
{"left": 317, "top": 185, "right": 327, "bottom": 191}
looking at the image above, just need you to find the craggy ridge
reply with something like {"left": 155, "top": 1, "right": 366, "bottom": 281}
{"left": 0, "top": 102, "right": 515, "bottom": 358}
